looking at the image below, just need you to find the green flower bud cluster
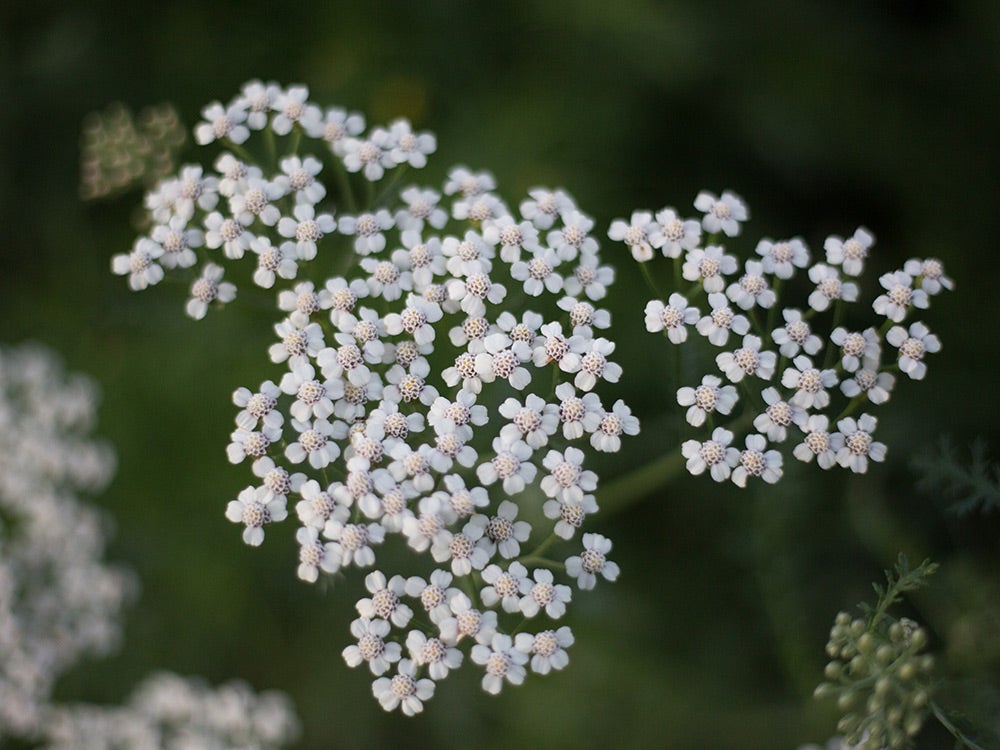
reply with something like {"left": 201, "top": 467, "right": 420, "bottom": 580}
{"left": 814, "top": 613, "right": 934, "bottom": 749}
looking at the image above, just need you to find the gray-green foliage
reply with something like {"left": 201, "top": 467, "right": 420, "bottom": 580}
{"left": 913, "top": 437, "right": 1000, "bottom": 518}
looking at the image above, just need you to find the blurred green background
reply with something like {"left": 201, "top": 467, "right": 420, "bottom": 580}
{"left": 2, "top": 1, "right": 999, "bottom": 747}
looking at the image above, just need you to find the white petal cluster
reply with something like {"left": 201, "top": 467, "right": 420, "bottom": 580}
{"left": 116, "top": 82, "right": 640, "bottom": 715}
{"left": 0, "top": 344, "right": 300, "bottom": 748}
{"left": 612, "top": 189, "right": 951, "bottom": 486}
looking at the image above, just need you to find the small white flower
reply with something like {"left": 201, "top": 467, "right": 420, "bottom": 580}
{"left": 225, "top": 485, "right": 287, "bottom": 546}
{"left": 480, "top": 561, "right": 529, "bottom": 613}
{"left": 268, "top": 320, "right": 325, "bottom": 367}
{"left": 540, "top": 447, "right": 596, "bottom": 504}
{"left": 476, "top": 440, "right": 537, "bottom": 496}
{"left": 590, "top": 399, "right": 640, "bottom": 453}
{"left": 308, "top": 106, "right": 365, "bottom": 154}
{"left": 772, "top": 308, "right": 822, "bottom": 358}
{"left": 554, "top": 382, "right": 604, "bottom": 439}
{"left": 696, "top": 292, "right": 751, "bottom": 347}
{"left": 683, "top": 245, "right": 738, "bottom": 293}
{"left": 608, "top": 210, "right": 659, "bottom": 262}
{"left": 716, "top": 334, "right": 777, "bottom": 383}
{"left": 371, "top": 659, "right": 435, "bottom": 716}
{"left": 694, "top": 189, "right": 748, "bottom": 237}
{"left": 565, "top": 533, "right": 620, "bottom": 589}
{"left": 342, "top": 617, "right": 401, "bottom": 676}
{"left": 547, "top": 209, "right": 598, "bottom": 260}
{"left": 356, "top": 571, "right": 413, "bottom": 628}
{"left": 653, "top": 207, "right": 701, "bottom": 258}
{"left": 405, "top": 570, "right": 460, "bottom": 623}
{"left": 250, "top": 237, "right": 298, "bottom": 288}
{"left": 152, "top": 215, "right": 203, "bottom": 269}
{"left": 520, "top": 187, "right": 574, "bottom": 230}
{"left": 323, "top": 519, "right": 385, "bottom": 568}
{"left": 339, "top": 209, "right": 395, "bottom": 256}
{"left": 516, "top": 627, "right": 574, "bottom": 675}
{"left": 277, "top": 203, "right": 335, "bottom": 261}
{"left": 518, "top": 569, "right": 572, "bottom": 619}
{"left": 442, "top": 229, "right": 494, "bottom": 277}
{"left": 755, "top": 237, "right": 809, "bottom": 279}
{"left": 229, "top": 176, "right": 284, "bottom": 227}
{"left": 236, "top": 79, "right": 280, "bottom": 129}
{"left": 295, "top": 526, "right": 339, "bottom": 582}
{"left": 444, "top": 165, "right": 496, "bottom": 197}
{"left": 232, "top": 380, "right": 283, "bottom": 431}
{"left": 830, "top": 327, "right": 881, "bottom": 372}
{"left": 781, "top": 355, "right": 838, "bottom": 409}
{"left": 470, "top": 633, "right": 530, "bottom": 695}
{"left": 793, "top": 414, "right": 843, "bottom": 470}
{"left": 112, "top": 238, "right": 164, "bottom": 291}
{"left": 194, "top": 101, "right": 249, "bottom": 146}
{"left": 384, "top": 118, "right": 437, "bottom": 168}
{"left": 341, "top": 136, "right": 394, "bottom": 181}
{"left": 676, "top": 374, "right": 739, "bottom": 427}
{"left": 438, "top": 593, "right": 498, "bottom": 646}
{"left": 726, "top": 260, "right": 776, "bottom": 310}
{"left": 873, "top": 270, "right": 929, "bottom": 323}
{"left": 204, "top": 211, "right": 253, "bottom": 259}
{"left": 542, "top": 494, "right": 598, "bottom": 539}
{"left": 807, "top": 264, "right": 859, "bottom": 312}
{"left": 753, "top": 387, "right": 805, "bottom": 443}
{"left": 563, "top": 252, "right": 615, "bottom": 301}
{"left": 682, "top": 427, "right": 739, "bottom": 482}
{"left": 185, "top": 263, "right": 236, "bottom": 320}
{"left": 731, "top": 434, "right": 783, "bottom": 487}
{"left": 226, "top": 424, "right": 280, "bottom": 465}
{"left": 885, "top": 321, "right": 940, "bottom": 380}
{"left": 405, "top": 631, "right": 462, "bottom": 681}
{"left": 903, "top": 257, "right": 953, "bottom": 295}
{"left": 271, "top": 85, "right": 321, "bottom": 136}
{"left": 396, "top": 186, "right": 448, "bottom": 232}
{"left": 383, "top": 295, "right": 443, "bottom": 346}
{"left": 824, "top": 227, "right": 873, "bottom": 276}
{"left": 498, "top": 393, "right": 559, "bottom": 449}
{"left": 835, "top": 414, "right": 887, "bottom": 473}
{"left": 274, "top": 155, "right": 326, "bottom": 204}
{"left": 295, "top": 479, "right": 349, "bottom": 530}
{"left": 511, "top": 248, "right": 563, "bottom": 297}
{"left": 645, "top": 294, "right": 700, "bottom": 343}
{"left": 840, "top": 367, "right": 895, "bottom": 404}
{"left": 574, "top": 337, "right": 622, "bottom": 392}
{"left": 482, "top": 215, "right": 540, "bottom": 263}
{"left": 285, "top": 417, "right": 346, "bottom": 469}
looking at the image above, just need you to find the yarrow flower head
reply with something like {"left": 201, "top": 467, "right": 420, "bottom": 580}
{"left": 112, "top": 81, "right": 639, "bottom": 716}
{"left": 614, "top": 188, "right": 952, "bottom": 488}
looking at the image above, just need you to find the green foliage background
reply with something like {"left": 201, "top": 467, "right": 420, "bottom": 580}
{"left": 1, "top": 1, "right": 998, "bottom": 747}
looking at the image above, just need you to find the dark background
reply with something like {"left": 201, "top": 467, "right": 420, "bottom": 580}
{"left": 1, "top": 1, "right": 998, "bottom": 747}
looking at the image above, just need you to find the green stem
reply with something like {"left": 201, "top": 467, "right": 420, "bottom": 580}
{"left": 639, "top": 261, "right": 666, "bottom": 300}
{"left": 931, "top": 701, "right": 989, "bottom": 750}
{"left": 598, "top": 448, "right": 686, "bottom": 517}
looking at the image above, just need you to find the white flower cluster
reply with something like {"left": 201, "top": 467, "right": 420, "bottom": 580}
{"left": 43, "top": 672, "right": 299, "bottom": 750}
{"left": 0, "top": 344, "right": 300, "bottom": 747}
{"left": 611, "top": 191, "right": 951, "bottom": 486}
{"left": 0, "top": 344, "right": 130, "bottom": 739}
{"left": 114, "top": 81, "right": 638, "bottom": 715}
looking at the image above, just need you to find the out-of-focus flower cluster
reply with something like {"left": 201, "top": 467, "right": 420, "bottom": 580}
{"left": 112, "top": 81, "right": 638, "bottom": 715}
{"left": 0, "top": 343, "right": 299, "bottom": 748}
{"left": 0, "top": 343, "right": 129, "bottom": 738}
{"left": 610, "top": 192, "right": 952, "bottom": 487}
{"left": 80, "top": 102, "right": 186, "bottom": 200}
{"left": 43, "top": 672, "right": 299, "bottom": 750}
